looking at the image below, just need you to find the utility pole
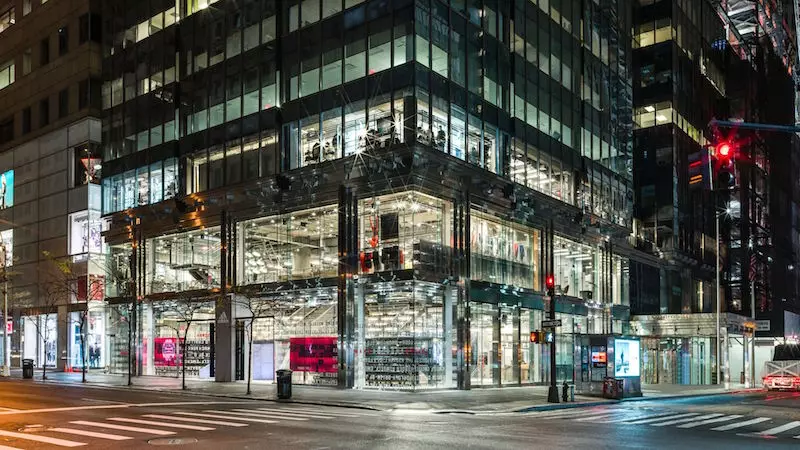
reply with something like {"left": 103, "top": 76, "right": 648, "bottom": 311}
{"left": 546, "top": 219, "right": 559, "bottom": 403}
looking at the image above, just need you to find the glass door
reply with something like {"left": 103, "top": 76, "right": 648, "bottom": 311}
{"left": 469, "top": 303, "right": 499, "bottom": 387}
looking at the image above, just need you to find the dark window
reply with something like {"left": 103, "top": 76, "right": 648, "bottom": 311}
{"left": 0, "top": 118, "right": 12, "bottom": 145}
{"left": 79, "top": 13, "right": 101, "bottom": 43}
{"left": 59, "top": 88, "right": 69, "bottom": 118}
{"left": 59, "top": 27, "right": 69, "bottom": 56}
{"left": 40, "top": 37, "right": 50, "bottom": 65}
{"left": 22, "top": 107, "right": 31, "bottom": 134}
{"left": 40, "top": 98, "right": 49, "bottom": 127}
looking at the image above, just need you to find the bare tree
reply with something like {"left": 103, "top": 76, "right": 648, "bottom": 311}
{"left": 157, "top": 291, "right": 207, "bottom": 390}
{"left": 233, "top": 291, "right": 282, "bottom": 395}
{"left": 35, "top": 281, "right": 64, "bottom": 381}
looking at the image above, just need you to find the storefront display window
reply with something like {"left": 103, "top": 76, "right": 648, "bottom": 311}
{"left": 147, "top": 227, "right": 222, "bottom": 294}
{"left": 553, "top": 237, "right": 595, "bottom": 298}
{"left": 248, "top": 287, "right": 338, "bottom": 385}
{"left": 470, "top": 303, "right": 498, "bottom": 386}
{"left": 69, "top": 211, "right": 103, "bottom": 258}
{"left": 470, "top": 211, "right": 540, "bottom": 290}
{"left": 22, "top": 314, "right": 57, "bottom": 368}
{"left": 242, "top": 205, "right": 338, "bottom": 284}
{"left": 358, "top": 191, "right": 450, "bottom": 275}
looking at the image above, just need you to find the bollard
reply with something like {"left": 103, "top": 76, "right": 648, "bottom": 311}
{"left": 562, "top": 381, "right": 569, "bottom": 402}
{"left": 569, "top": 384, "right": 575, "bottom": 402}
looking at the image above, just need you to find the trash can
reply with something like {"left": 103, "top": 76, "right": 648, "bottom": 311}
{"left": 614, "top": 379, "right": 625, "bottom": 400}
{"left": 22, "top": 359, "right": 34, "bottom": 379}
{"left": 276, "top": 369, "right": 293, "bottom": 399}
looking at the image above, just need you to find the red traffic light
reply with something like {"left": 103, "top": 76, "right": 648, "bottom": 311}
{"left": 714, "top": 142, "right": 733, "bottom": 159}
{"left": 545, "top": 274, "right": 555, "bottom": 289}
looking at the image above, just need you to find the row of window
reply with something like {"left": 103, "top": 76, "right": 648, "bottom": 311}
{"left": 102, "top": 159, "right": 179, "bottom": 214}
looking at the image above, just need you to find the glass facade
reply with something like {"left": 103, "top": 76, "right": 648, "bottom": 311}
{"left": 100, "top": 0, "right": 637, "bottom": 389}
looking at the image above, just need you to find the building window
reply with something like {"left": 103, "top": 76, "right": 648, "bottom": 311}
{"left": 22, "top": 107, "right": 30, "bottom": 134}
{"left": 79, "top": 13, "right": 101, "bottom": 44}
{"left": 22, "top": 0, "right": 31, "bottom": 16}
{"left": 22, "top": 48, "right": 31, "bottom": 75}
{"left": 0, "top": 118, "right": 12, "bottom": 145}
{"left": 0, "top": 60, "right": 14, "bottom": 90}
{"left": 0, "top": 8, "right": 14, "bottom": 34}
{"left": 40, "top": 37, "right": 50, "bottom": 66}
{"left": 59, "top": 88, "right": 69, "bottom": 118}
{"left": 58, "top": 26, "right": 69, "bottom": 56}
{"left": 39, "top": 98, "right": 49, "bottom": 127}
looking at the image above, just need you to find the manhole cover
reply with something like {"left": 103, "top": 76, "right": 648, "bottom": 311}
{"left": 148, "top": 437, "right": 198, "bottom": 446}
{"left": 18, "top": 425, "right": 45, "bottom": 433}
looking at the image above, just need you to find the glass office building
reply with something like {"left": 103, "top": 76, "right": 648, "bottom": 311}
{"left": 101, "top": 0, "right": 640, "bottom": 390}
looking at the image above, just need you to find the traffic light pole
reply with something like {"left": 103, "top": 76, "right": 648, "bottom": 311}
{"left": 547, "top": 219, "right": 559, "bottom": 403}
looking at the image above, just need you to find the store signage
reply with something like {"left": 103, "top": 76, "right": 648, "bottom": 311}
{"left": 289, "top": 337, "right": 337, "bottom": 373}
{"left": 541, "top": 319, "right": 562, "bottom": 328}
{"left": 0, "top": 170, "right": 13, "bottom": 210}
{"left": 755, "top": 320, "right": 771, "bottom": 331}
{"left": 5, "top": 320, "right": 10, "bottom": 334}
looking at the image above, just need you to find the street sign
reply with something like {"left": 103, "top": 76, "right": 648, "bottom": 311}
{"left": 755, "top": 320, "right": 770, "bottom": 332}
{"left": 542, "top": 319, "right": 562, "bottom": 328}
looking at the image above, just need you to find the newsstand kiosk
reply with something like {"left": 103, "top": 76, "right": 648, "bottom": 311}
{"left": 573, "top": 334, "right": 643, "bottom": 399}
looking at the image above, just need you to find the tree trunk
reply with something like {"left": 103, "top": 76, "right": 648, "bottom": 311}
{"left": 181, "top": 336, "right": 187, "bottom": 390}
{"left": 80, "top": 314, "right": 87, "bottom": 383}
{"left": 247, "top": 320, "right": 254, "bottom": 395}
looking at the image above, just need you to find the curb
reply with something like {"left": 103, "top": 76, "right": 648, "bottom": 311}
{"left": 9, "top": 378, "right": 384, "bottom": 412}
{"left": 621, "top": 388, "right": 764, "bottom": 403}
{"left": 514, "top": 400, "right": 618, "bottom": 413}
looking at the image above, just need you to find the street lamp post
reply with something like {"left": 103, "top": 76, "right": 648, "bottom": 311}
{"left": 715, "top": 210, "right": 721, "bottom": 387}
{"left": 1, "top": 243, "right": 8, "bottom": 377}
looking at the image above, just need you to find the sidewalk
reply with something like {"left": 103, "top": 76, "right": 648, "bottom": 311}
{"left": 1, "top": 369, "right": 761, "bottom": 413}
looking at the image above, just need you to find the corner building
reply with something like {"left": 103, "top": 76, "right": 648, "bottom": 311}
{"left": 101, "top": 0, "right": 649, "bottom": 389}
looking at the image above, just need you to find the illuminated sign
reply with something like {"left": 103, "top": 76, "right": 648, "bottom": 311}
{"left": 0, "top": 170, "right": 12, "bottom": 209}
{"left": 289, "top": 337, "right": 337, "bottom": 373}
{"left": 614, "top": 338, "right": 641, "bottom": 378}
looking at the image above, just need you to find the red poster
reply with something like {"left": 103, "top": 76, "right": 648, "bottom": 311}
{"left": 154, "top": 337, "right": 181, "bottom": 367}
{"left": 289, "top": 337, "right": 337, "bottom": 373}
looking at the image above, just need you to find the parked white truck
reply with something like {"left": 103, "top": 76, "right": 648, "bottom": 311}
{"left": 763, "top": 344, "right": 800, "bottom": 391}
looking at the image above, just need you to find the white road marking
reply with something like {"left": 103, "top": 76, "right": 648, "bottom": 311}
{"left": 0, "top": 429, "right": 86, "bottom": 447}
{"left": 535, "top": 409, "right": 610, "bottom": 419}
{"left": 757, "top": 421, "right": 800, "bottom": 436}
{"left": 176, "top": 411, "right": 278, "bottom": 424}
{"left": 604, "top": 412, "right": 676, "bottom": 423}
{"left": 143, "top": 414, "right": 248, "bottom": 427}
{"left": 275, "top": 407, "right": 362, "bottom": 417}
{"left": 254, "top": 408, "right": 346, "bottom": 419}
{"left": 70, "top": 420, "right": 175, "bottom": 436}
{"left": 677, "top": 415, "right": 743, "bottom": 428}
{"left": 711, "top": 417, "right": 771, "bottom": 431}
{"left": 221, "top": 409, "right": 309, "bottom": 421}
{"left": 573, "top": 413, "right": 621, "bottom": 422}
{"left": 0, "top": 401, "right": 255, "bottom": 416}
{"left": 0, "top": 445, "right": 21, "bottom": 450}
{"left": 50, "top": 427, "right": 133, "bottom": 441}
{"left": 108, "top": 417, "right": 215, "bottom": 431}
{"left": 650, "top": 413, "right": 723, "bottom": 427}
{"left": 0, "top": 408, "right": 19, "bottom": 412}
{"left": 624, "top": 413, "right": 700, "bottom": 425}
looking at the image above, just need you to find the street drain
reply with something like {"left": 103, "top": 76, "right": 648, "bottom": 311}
{"left": 148, "top": 437, "right": 198, "bottom": 446}
{"left": 18, "top": 425, "right": 45, "bottom": 433}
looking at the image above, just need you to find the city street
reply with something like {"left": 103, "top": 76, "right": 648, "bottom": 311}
{"left": 0, "top": 380, "right": 798, "bottom": 449}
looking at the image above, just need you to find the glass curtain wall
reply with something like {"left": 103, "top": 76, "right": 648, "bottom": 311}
{"left": 147, "top": 227, "right": 222, "bottom": 294}
{"left": 470, "top": 211, "right": 540, "bottom": 289}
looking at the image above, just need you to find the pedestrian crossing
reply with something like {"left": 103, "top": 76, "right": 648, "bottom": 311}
{"left": 0, "top": 404, "right": 370, "bottom": 448}
{"left": 522, "top": 406, "right": 800, "bottom": 439}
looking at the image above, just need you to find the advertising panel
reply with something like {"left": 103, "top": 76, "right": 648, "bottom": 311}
{"left": 0, "top": 170, "right": 12, "bottom": 209}
{"left": 614, "top": 338, "right": 641, "bottom": 377}
{"left": 289, "top": 337, "right": 337, "bottom": 373}
{"left": 154, "top": 337, "right": 180, "bottom": 367}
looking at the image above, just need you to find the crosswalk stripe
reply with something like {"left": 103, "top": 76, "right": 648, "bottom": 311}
{"left": 650, "top": 413, "right": 723, "bottom": 427}
{"left": 50, "top": 427, "right": 133, "bottom": 441}
{"left": 273, "top": 408, "right": 361, "bottom": 417}
{"left": 604, "top": 412, "right": 677, "bottom": 424}
{"left": 220, "top": 409, "right": 309, "bottom": 421}
{"left": 757, "top": 421, "right": 800, "bottom": 436}
{"left": 0, "top": 445, "right": 22, "bottom": 450}
{"left": 175, "top": 412, "right": 278, "bottom": 424}
{"left": 278, "top": 407, "right": 363, "bottom": 416}
{"left": 143, "top": 414, "right": 248, "bottom": 427}
{"left": 677, "top": 415, "right": 743, "bottom": 428}
{"left": 624, "top": 413, "right": 700, "bottom": 425}
{"left": 711, "top": 417, "right": 771, "bottom": 431}
{"left": 254, "top": 408, "right": 345, "bottom": 419}
{"left": 0, "top": 429, "right": 86, "bottom": 447}
{"left": 108, "top": 417, "right": 215, "bottom": 431}
{"left": 70, "top": 420, "right": 175, "bottom": 436}
{"left": 574, "top": 414, "right": 621, "bottom": 422}
{"left": 537, "top": 409, "right": 609, "bottom": 419}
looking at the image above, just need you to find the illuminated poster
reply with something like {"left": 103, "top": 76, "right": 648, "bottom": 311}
{"left": 69, "top": 211, "right": 103, "bottom": 255}
{"left": 614, "top": 339, "right": 641, "bottom": 377}
{"left": 289, "top": 337, "right": 337, "bottom": 373}
{"left": 0, "top": 170, "right": 12, "bottom": 209}
{"left": 0, "top": 229, "right": 11, "bottom": 267}
{"left": 154, "top": 337, "right": 181, "bottom": 367}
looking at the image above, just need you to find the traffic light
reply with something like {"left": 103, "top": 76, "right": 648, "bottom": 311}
{"left": 711, "top": 141, "right": 736, "bottom": 189}
{"left": 530, "top": 330, "right": 542, "bottom": 343}
{"left": 544, "top": 331, "right": 554, "bottom": 343}
{"left": 545, "top": 274, "right": 555, "bottom": 298}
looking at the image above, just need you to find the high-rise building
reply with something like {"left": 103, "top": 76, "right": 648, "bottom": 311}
{"left": 0, "top": 0, "right": 104, "bottom": 372}
{"left": 629, "top": 0, "right": 800, "bottom": 386}
{"left": 98, "top": 0, "right": 649, "bottom": 389}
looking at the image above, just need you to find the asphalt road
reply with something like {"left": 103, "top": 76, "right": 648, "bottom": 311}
{"left": 0, "top": 380, "right": 799, "bottom": 449}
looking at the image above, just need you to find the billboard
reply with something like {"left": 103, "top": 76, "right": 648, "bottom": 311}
{"left": 0, "top": 170, "right": 12, "bottom": 209}
{"left": 289, "top": 337, "right": 337, "bottom": 373}
{"left": 614, "top": 338, "right": 641, "bottom": 377}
